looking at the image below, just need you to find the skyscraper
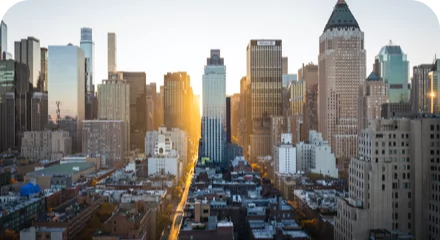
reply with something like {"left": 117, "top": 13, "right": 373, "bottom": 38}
{"left": 146, "top": 82, "right": 157, "bottom": 131}
{"left": 374, "top": 42, "right": 410, "bottom": 103}
{"left": 31, "top": 92, "right": 48, "bottom": 131}
{"left": 282, "top": 57, "right": 288, "bottom": 75}
{"left": 115, "top": 71, "right": 146, "bottom": 150}
{"left": 412, "top": 64, "right": 433, "bottom": 114}
{"left": 80, "top": 27, "right": 95, "bottom": 96}
{"left": 14, "top": 37, "right": 41, "bottom": 89}
{"left": 202, "top": 49, "right": 226, "bottom": 163}
{"left": 246, "top": 40, "right": 283, "bottom": 160}
{"left": 0, "top": 21, "right": 7, "bottom": 60}
{"left": 318, "top": 0, "right": 366, "bottom": 160}
{"left": 40, "top": 48, "right": 48, "bottom": 92}
{"left": 164, "top": 72, "right": 190, "bottom": 131}
{"left": 48, "top": 44, "right": 85, "bottom": 152}
{"left": 299, "top": 63, "right": 319, "bottom": 136}
{"left": 108, "top": 33, "right": 117, "bottom": 73}
{"left": 98, "top": 74, "right": 130, "bottom": 153}
{"left": 428, "top": 59, "right": 440, "bottom": 114}
{"left": 0, "top": 60, "right": 30, "bottom": 151}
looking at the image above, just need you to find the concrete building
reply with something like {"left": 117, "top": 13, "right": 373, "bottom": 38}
{"left": 107, "top": 32, "right": 117, "bottom": 73}
{"left": 381, "top": 101, "right": 413, "bottom": 119}
{"left": 0, "top": 21, "right": 7, "bottom": 59}
{"left": 31, "top": 92, "right": 48, "bottom": 131}
{"left": 230, "top": 93, "right": 240, "bottom": 143}
{"left": 202, "top": 49, "right": 226, "bottom": 164}
{"left": 14, "top": 36, "right": 41, "bottom": 89}
{"left": 97, "top": 74, "right": 130, "bottom": 153}
{"left": 25, "top": 162, "right": 96, "bottom": 189}
{"left": 358, "top": 72, "right": 389, "bottom": 132}
{"left": 299, "top": 63, "right": 319, "bottom": 137}
{"left": 282, "top": 74, "right": 297, "bottom": 89}
{"left": 82, "top": 120, "right": 125, "bottom": 168}
{"left": 273, "top": 134, "right": 296, "bottom": 175}
{"left": 20, "top": 227, "right": 68, "bottom": 240}
{"left": 296, "top": 130, "right": 338, "bottom": 178}
{"left": 48, "top": 44, "right": 85, "bottom": 152}
{"left": 164, "top": 72, "right": 191, "bottom": 131}
{"left": 145, "top": 127, "right": 187, "bottom": 166}
{"left": 21, "top": 130, "right": 71, "bottom": 161}
{"left": 247, "top": 40, "right": 283, "bottom": 160}
{"left": 289, "top": 80, "right": 305, "bottom": 116}
{"left": 282, "top": 57, "right": 288, "bottom": 75}
{"left": 318, "top": 0, "right": 366, "bottom": 160}
{"left": 374, "top": 42, "right": 410, "bottom": 103}
{"left": 335, "top": 118, "right": 440, "bottom": 240}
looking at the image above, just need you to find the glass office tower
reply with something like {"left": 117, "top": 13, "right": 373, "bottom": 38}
{"left": 48, "top": 44, "right": 85, "bottom": 152}
{"left": 374, "top": 43, "right": 410, "bottom": 103}
{"left": 80, "top": 27, "right": 95, "bottom": 95}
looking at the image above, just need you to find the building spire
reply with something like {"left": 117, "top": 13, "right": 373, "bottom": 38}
{"left": 337, "top": 0, "right": 346, "bottom": 4}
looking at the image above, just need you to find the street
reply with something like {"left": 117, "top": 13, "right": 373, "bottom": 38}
{"left": 166, "top": 156, "right": 196, "bottom": 240}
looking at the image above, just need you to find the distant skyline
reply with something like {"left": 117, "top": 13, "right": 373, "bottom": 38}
{"left": 2, "top": 0, "right": 440, "bottom": 96}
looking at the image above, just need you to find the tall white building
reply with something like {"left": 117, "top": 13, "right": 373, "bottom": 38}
{"left": 296, "top": 130, "right": 338, "bottom": 178}
{"left": 147, "top": 127, "right": 181, "bottom": 178}
{"left": 273, "top": 133, "right": 296, "bottom": 175}
{"left": 334, "top": 118, "right": 440, "bottom": 240}
{"left": 202, "top": 49, "right": 226, "bottom": 164}
{"left": 97, "top": 74, "right": 130, "bottom": 153}
{"left": 21, "top": 130, "right": 71, "bottom": 161}
{"left": 145, "top": 127, "right": 187, "bottom": 165}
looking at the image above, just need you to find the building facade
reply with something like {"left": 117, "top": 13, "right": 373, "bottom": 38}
{"left": 374, "top": 43, "right": 409, "bottom": 103}
{"left": 14, "top": 37, "right": 41, "bottom": 89}
{"left": 358, "top": 72, "right": 388, "bottom": 132}
{"left": 247, "top": 40, "right": 283, "bottom": 160}
{"left": 48, "top": 44, "right": 85, "bottom": 152}
{"left": 202, "top": 49, "right": 226, "bottom": 164}
{"left": 21, "top": 130, "right": 71, "bottom": 161}
{"left": 40, "top": 47, "right": 48, "bottom": 92}
{"left": 97, "top": 74, "right": 130, "bottom": 153}
{"left": 82, "top": 120, "right": 125, "bottom": 168}
{"left": 31, "top": 92, "right": 48, "bottom": 131}
{"left": 299, "top": 63, "right": 319, "bottom": 137}
{"left": 0, "top": 21, "right": 7, "bottom": 59}
{"left": 428, "top": 59, "right": 440, "bottom": 114}
{"left": 107, "top": 33, "right": 117, "bottom": 73}
{"left": 318, "top": 0, "right": 366, "bottom": 160}
{"left": 412, "top": 64, "right": 433, "bottom": 114}
{"left": 80, "top": 27, "right": 96, "bottom": 120}
{"left": 273, "top": 133, "right": 296, "bottom": 175}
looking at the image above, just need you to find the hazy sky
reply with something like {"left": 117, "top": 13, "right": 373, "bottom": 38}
{"left": 3, "top": 0, "right": 440, "bottom": 96}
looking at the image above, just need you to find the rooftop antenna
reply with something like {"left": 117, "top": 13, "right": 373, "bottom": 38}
{"left": 389, "top": 40, "right": 393, "bottom": 46}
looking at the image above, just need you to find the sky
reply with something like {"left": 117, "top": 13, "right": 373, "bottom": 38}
{"left": 3, "top": 0, "right": 440, "bottom": 96}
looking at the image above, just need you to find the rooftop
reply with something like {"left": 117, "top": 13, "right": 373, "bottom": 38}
{"left": 28, "top": 162, "right": 95, "bottom": 176}
{"left": 324, "top": 0, "right": 360, "bottom": 32}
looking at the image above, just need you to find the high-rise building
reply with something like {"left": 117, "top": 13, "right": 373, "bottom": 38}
{"left": 230, "top": 94, "right": 240, "bottom": 144}
{"left": 428, "top": 59, "right": 440, "bottom": 114}
{"left": 247, "top": 40, "right": 283, "bottom": 160}
{"left": 412, "top": 64, "right": 433, "bottom": 114}
{"left": 40, "top": 48, "right": 48, "bottom": 92}
{"left": 14, "top": 37, "right": 41, "bottom": 89}
{"left": 48, "top": 44, "right": 85, "bottom": 152}
{"left": 80, "top": 28, "right": 95, "bottom": 94}
{"left": 108, "top": 33, "right": 117, "bottom": 73}
{"left": 146, "top": 82, "right": 157, "bottom": 131}
{"left": 114, "top": 71, "right": 146, "bottom": 150}
{"left": 358, "top": 72, "right": 388, "bottom": 131}
{"left": 98, "top": 73, "right": 130, "bottom": 153}
{"left": 202, "top": 49, "right": 226, "bottom": 163}
{"left": 31, "top": 92, "right": 48, "bottom": 131}
{"left": 80, "top": 27, "right": 96, "bottom": 120}
{"left": 374, "top": 43, "right": 410, "bottom": 103}
{"left": 273, "top": 133, "right": 296, "bottom": 175}
{"left": 289, "top": 80, "right": 305, "bottom": 116}
{"left": 299, "top": 63, "right": 319, "bottom": 135}
{"left": 334, "top": 118, "right": 440, "bottom": 240}
{"left": 82, "top": 120, "right": 125, "bottom": 168}
{"left": 238, "top": 76, "right": 249, "bottom": 157}
{"left": 226, "top": 96, "right": 231, "bottom": 144}
{"left": 0, "top": 60, "right": 31, "bottom": 151}
{"left": 318, "top": 0, "right": 366, "bottom": 160}
{"left": 21, "top": 130, "right": 71, "bottom": 161}
{"left": 164, "top": 72, "right": 190, "bottom": 131}
{"left": 0, "top": 21, "right": 7, "bottom": 60}
{"left": 282, "top": 57, "right": 288, "bottom": 75}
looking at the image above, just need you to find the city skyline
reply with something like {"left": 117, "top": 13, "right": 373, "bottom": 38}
{"left": 3, "top": 0, "right": 440, "bottom": 96}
